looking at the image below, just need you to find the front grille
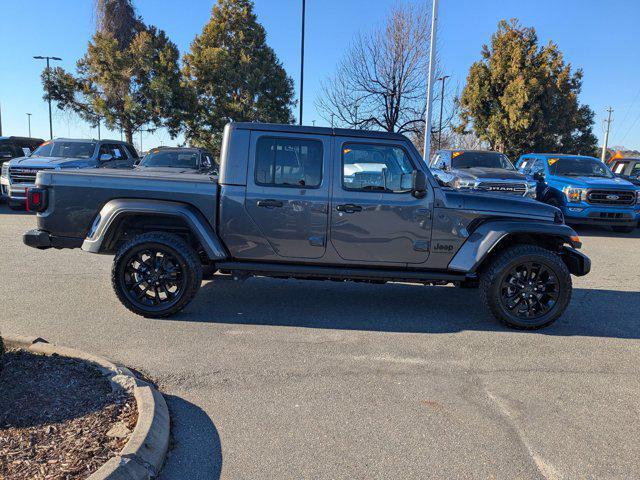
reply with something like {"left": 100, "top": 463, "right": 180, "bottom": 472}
{"left": 8, "top": 167, "right": 49, "bottom": 185}
{"left": 587, "top": 189, "right": 635, "bottom": 206}
{"left": 476, "top": 181, "right": 527, "bottom": 196}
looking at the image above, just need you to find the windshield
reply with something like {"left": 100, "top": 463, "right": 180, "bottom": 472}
{"left": 451, "top": 152, "right": 514, "bottom": 170}
{"left": 140, "top": 150, "right": 199, "bottom": 169}
{"left": 549, "top": 158, "right": 613, "bottom": 178}
{"left": 31, "top": 141, "right": 96, "bottom": 159}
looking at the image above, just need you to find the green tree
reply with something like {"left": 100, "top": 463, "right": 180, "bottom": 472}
{"left": 457, "top": 19, "right": 597, "bottom": 159}
{"left": 181, "top": 0, "right": 295, "bottom": 154}
{"left": 44, "top": 0, "right": 185, "bottom": 144}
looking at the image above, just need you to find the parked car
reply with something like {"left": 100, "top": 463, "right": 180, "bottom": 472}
{"left": 0, "top": 136, "right": 44, "bottom": 201}
{"left": 1, "top": 138, "right": 138, "bottom": 209}
{"left": 516, "top": 154, "right": 640, "bottom": 233}
{"left": 23, "top": 123, "right": 590, "bottom": 329}
{"left": 136, "top": 147, "right": 217, "bottom": 175}
{"left": 430, "top": 150, "right": 536, "bottom": 198}
{"left": 609, "top": 157, "right": 640, "bottom": 186}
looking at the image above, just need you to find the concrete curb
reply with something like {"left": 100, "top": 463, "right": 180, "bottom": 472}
{"left": 3, "top": 335, "right": 170, "bottom": 480}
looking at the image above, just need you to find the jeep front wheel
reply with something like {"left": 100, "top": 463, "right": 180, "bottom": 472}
{"left": 480, "top": 245, "right": 572, "bottom": 329}
{"left": 112, "top": 232, "right": 202, "bottom": 318}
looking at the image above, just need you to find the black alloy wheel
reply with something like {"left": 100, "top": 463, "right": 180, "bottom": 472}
{"left": 112, "top": 232, "right": 202, "bottom": 317}
{"left": 480, "top": 244, "right": 572, "bottom": 329}
{"left": 499, "top": 261, "right": 559, "bottom": 320}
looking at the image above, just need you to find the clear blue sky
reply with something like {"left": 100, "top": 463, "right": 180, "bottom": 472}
{"left": 1, "top": 0, "right": 639, "bottom": 151}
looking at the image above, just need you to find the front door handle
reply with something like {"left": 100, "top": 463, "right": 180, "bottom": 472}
{"left": 336, "top": 204, "right": 363, "bottom": 213}
{"left": 256, "top": 199, "right": 283, "bottom": 208}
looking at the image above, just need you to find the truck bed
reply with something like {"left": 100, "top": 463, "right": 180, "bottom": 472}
{"left": 36, "top": 168, "right": 219, "bottom": 240}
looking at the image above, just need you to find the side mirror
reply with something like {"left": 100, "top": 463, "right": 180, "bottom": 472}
{"left": 412, "top": 170, "right": 428, "bottom": 198}
{"left": 99, "top": 153, "right": 113, "bottom": 162}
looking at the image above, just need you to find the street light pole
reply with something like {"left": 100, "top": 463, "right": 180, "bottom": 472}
{"left": 299, "top": 0, "right": 306, "bottom": 125}
{"left": 436, "top": 75, "right": 450, "bottom": 149}
{"left": 422, "top": 0, "right": 439, "bottom": 161}
{"left": 601, "top": 107, "right": 613, "bottom": 163}
{"left": 33, "top": 55, "right": 62, "bottom": 140}
{"left": 26, "top": 113, "right": 32, "bottom": 137}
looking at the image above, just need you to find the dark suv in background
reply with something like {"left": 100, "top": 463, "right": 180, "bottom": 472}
{"left": 136, "top": 147, "right": 217, "bottom": 175}
{"left": 1, "top": 138, "right": 138, "bottom": 208}
{"left": 430, "top": 149, "right": 536, "bottom": 198}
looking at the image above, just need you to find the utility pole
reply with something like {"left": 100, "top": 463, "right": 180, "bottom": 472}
{"left": 27, "top": 113, "right": 32, "bottom": 137}
{"left": 601, "top": 107, "right": 613, "bottom": 163}
{"left": 436, "top": 75, "right": 450, "bottom": 149}
{"left": 299, "top": 0, "right": 306, "bottom": 125}
{"left": 33, "top": 55, "right": 62, "bottom": 139}
{"left": 96, "top": 118, "right": 101, "bottom": 140}
{"left": 422, "top": 0, "right": 439, "bottom": 161}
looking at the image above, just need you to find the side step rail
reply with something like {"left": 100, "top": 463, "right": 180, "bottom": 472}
{"left": 215, "top": 261, "right": 473, "bottom": 284}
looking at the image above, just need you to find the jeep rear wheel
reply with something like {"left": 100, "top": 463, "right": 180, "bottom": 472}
{"left": 480, "top": 245, "right": 572, "bottom": 329}
{"left": 112, "top": 232, "right": 202, "bottom": 318}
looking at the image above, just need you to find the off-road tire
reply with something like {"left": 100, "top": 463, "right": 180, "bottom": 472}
{"left": 480, "top": 245, "right": 572, "bottom": 329}
{"left": 612, "top": 226, "right": 635, "bottom": 233}
{"left": 112, "top": 232, "right": 202, "bottom": 318}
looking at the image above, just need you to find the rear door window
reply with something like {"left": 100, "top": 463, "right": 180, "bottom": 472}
{"left": 255, "top": 137, "right": 323, "bottom": 188}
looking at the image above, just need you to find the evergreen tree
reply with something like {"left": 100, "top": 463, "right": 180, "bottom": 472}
{"left": 457, "top": 19, "right": 597, "bottom": 159}
{"left": 44, "top": 0, "right": 185, "bottom": 144}
{"left": 181, "top": 0, "right": 295, "bottom": 154}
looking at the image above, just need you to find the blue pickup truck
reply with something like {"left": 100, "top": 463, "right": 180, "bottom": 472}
{"left": 515, "top": 154, "right": 640, "bottom": 232}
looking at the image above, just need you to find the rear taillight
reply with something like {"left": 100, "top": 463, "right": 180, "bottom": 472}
{"left": 26, "top": 187, "right": 48, "bottom": 212}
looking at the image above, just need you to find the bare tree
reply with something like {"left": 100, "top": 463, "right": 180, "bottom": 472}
{"left": 316, "top": 2, "right": 436, "bottom": 136}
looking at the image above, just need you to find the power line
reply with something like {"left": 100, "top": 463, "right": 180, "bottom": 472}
{"left": 613, "top": 85, "right": 640, "bottom": 145}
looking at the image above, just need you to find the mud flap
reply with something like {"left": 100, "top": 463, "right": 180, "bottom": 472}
{"left": 560, "top": 246, "right": 591, "bottom": 276}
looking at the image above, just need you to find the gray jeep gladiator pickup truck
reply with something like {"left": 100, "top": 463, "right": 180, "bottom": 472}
{"left": 23, "top": 123, "right": 590, "bottom": 329}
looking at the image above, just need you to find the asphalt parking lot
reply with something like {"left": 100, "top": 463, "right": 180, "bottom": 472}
{"left": 1, "top": 203, "right": 639, "bottom": 479}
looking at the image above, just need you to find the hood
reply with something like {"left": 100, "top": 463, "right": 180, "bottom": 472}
{"left": 135, "top": 166, "right": 201, "bottom": 174}
{"left": 455, "top": 167, "right": 527, "bottom": 181}
{"left": 443, "top": 189, "right": 558, "bottom": 221}
{"left": 555, "top": 175, "right": 636, "bottom": 189}
{"left": 10, "top": 156, "right": 95, "bottom": 169}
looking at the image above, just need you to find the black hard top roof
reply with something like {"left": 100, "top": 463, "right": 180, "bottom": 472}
{"left": 228, "top": 122, "right": 410, "bottom": 141}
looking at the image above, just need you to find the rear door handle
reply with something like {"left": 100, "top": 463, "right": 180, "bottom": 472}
{"left": 336, "top": 204, "right": 363, "bottom": 213}
{"left": 256, "top": 199, "right": 283, "bottom": 208}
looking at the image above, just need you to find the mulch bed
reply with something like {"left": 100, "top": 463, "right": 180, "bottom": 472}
{"left": 0, "top": 350, "right": 137, "bottom": 480}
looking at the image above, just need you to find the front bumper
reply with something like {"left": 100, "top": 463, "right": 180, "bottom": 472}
{"left": 561, "top": 205, "right": 638, "bottom": 226}
{"left": 23, "top": 229, "right": 83, "bottom": 250}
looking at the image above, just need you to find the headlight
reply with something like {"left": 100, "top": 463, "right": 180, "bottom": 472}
{"left": 563, "top": 187, "right": 586, "bottom": 203}
{"left": 636, "top": 190, "right": 640, "bottom": 204}
{"left": 1, "top": 163, "right": 8, "bottom": 179}
{"left": 525, "top": 181, "right": 537, "bottom": 198}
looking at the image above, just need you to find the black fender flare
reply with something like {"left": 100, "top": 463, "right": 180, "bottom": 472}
{"left": 448, "top": 220, "right": 580, "bottom": 274}
{"left": 81, "top": 199, "right": 228, "bottom": 260}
